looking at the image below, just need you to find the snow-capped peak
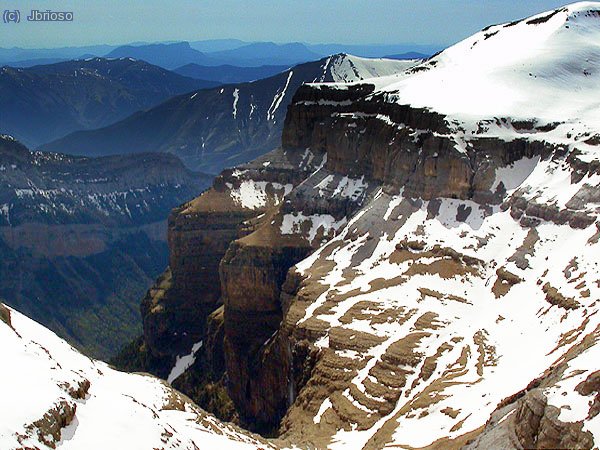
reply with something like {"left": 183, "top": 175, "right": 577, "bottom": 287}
{"left": 318, "top": 53, "right": 418, "bottom": 83}
{"left": 373, "top": 1, "right": 600, "bottom": 136}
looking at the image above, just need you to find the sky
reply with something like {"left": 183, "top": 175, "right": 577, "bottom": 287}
{"left": 0, "top": 0, "right": 576, "bottom": 49}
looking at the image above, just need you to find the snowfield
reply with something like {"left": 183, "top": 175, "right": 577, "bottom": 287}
{"left": 378, "top": 2, "right": 600, "bottom": 127}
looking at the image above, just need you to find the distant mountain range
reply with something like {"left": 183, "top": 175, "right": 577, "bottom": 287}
{"left": 0, "top": 44, "right": 117, "bottom": 67}
{"left": 0, "top": 135, "right": 211, "bottom": 358}
{"left": 41, "top": 54, "right": 418, "bottom": 174}
{"left": 105, "top": 42, "right": 220, "bottom": 69}
{"left": 0, "top": 40, "right": 438, "bottom": 69}
{"left": 384, "top": 51, "right": 430, "bottom": 60}
{"left": 105, "top": 41, "right": 323, "bottom": 69}
{"left": 174, "top": 63, "right": 289, "bottom": 83}
{"left": 0, "top": 57, "right": 218, "bottom": 147}
{"left": 207, "top": 42, "right": 322, "bottom": 66}
{"left": 188, "top": 38, "right": 248, "bottom": 52}
{"left": 307, "top": 43, "right": 439, "bottom": 57}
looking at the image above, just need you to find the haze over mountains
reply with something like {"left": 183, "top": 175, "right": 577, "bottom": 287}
{"left": 105, "top": 42, "right": 323, "bottom": 69}
{"left": 0, "top": 58, "right": 218, "bottom": 147}
{"left": 42, "top": 55, "right": 417, "bottom": 174}
{"left": 0, "top": 135, "right": 211, "bottom": 358}
{"left": 1, "top": 2, "right": 599, "bottom": 449}
{"left": 0, "top": 39, "right": 438, "bottom": 68}
{"left": 0, "top": 39, "right": 434, "bottom": 153}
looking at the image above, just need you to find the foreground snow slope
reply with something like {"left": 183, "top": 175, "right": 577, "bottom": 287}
{"left": 0, "top": 304, "right": 271, "bottom": 450}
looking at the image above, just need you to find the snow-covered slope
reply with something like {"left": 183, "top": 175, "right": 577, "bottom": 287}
{"left": 0, "top": 304, "right": 270, "bottom": 450}
{"left": 369, "top": 2, "right": 600, "bottom": 148}
{"left": 316, "top": 54, "right": 417, "bottom": 83}
{"left": 284, "top": 171, "right": 600, "bottom": 448}
{"left": 262, "top": 3, "right": 600, "bottom": 448}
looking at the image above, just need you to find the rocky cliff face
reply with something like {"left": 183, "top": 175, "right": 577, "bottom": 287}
{"left": 120, "top": 147, "right": 327, "bottom": 420}
{"left": 124, "top": 3, "right": 600, "bottom": 448}
{"left": 283, "top": 84, "right": 554, "bottom": 205}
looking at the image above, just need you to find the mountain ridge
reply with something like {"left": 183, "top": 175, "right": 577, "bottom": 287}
{"left": 114, "top": 2, "right": 600, "bottom": 448}
{"left": 174, "top": 63, "right": 290, "bottom": 84}
{"left": 0, "top": 57, "right": 218, "bottom": 147}
{"left": 41, "top": 54, "right": 418, "bottom": 173}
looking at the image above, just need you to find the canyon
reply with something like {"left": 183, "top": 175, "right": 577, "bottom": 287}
{"left": 115, "top": 3, "right": 600, "bottom": 448}
{"left": 0, "top": 135, "right": 211, "bottom": 358}
{"left": 1, "top": 2, "right": 599, "bottom": 449}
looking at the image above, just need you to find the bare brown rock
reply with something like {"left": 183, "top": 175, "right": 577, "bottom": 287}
{"left": 576, "top": 370, "right": 600, "bottom": 419}
{"left": 514, "top": 389, "right": 594, "bottom": 449}
{"left": 0, "top": 302, "right": 12, "bottom": 329}
{"left": 492, "top": 267, "right": 523, "bottom": 298}
{"left": 20, "top": 400, "right": 77, "bottom": 449}
{"left": 542, "top": 282, "right": 580, "bottom": 310}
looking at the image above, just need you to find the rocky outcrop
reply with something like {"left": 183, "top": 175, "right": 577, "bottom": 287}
{"left": 141, "top": 200, "right": 257, "bottom": 369}
{"left": 466, "top": 329, "right": 600, "bottom": 450}
{"left": 0, "top": 302, "right": 11, "bottom": 329}
{"left": 514, "top": 389, "right": 593, "bottom": 449}
{"left": 215, "top": 78, "right": 600, "bottom": 446}
{"left": 21, "top": 401, "right": 77, "bottom": 449}
{"left": 283, "top": 85, "right": 553, "bottom": 205}
{"left": 121, "top": 76, "right": 600, "bottom": 447}
{"left": 217, "top": 154, "right": 378, "bottom": 432}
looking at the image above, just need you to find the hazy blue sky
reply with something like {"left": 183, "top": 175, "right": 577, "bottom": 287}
{"left": 2, "top": 0, "right": 573, "bottom": 48}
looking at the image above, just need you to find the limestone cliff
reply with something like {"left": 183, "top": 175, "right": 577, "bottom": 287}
{"left": 122, "top": 4, "right": 600, "bottom": 448}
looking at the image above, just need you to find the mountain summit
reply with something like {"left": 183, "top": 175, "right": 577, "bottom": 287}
{"left": 375, "top": 1, "right": 600, "bottom": 132}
